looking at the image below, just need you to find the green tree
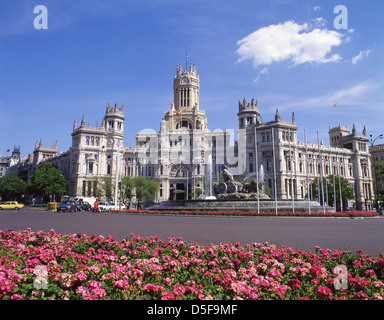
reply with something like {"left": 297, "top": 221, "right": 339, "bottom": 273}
{"left": 310, "top": 175, "right": 354, "bottom": 210}
{"left": 29, "top": 162, "right": 68, "bottom": 202}
{"left": 264, "top": 186, "right": 273, "bottom": 198}
{"left": 0, "top": 172, "right": 27, "bottom": 201}
{"left": 377, "top": 163, "right": 384, "bottom": 182}
{"left": 132, "top": 176, "right": 159, "bottom": 207}
{"left": 376, "top": 163, "right": 384, "bottom": 200}
{"left": 91, "top": 178, "right": 104, "bottom": 199}
{"left": 121, "top": 176, "right": 135, "bottom": 202}
{"left": 190, "top": 187, "right": 203, "bottom": 200}
{"left": 101, "top": 177, "right": 113, "bottom": 201}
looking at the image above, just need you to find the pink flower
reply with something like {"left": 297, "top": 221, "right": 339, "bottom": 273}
{"left": 356, "top": 291, "right": 369, "bottom": 299}
{"left": 144, "top": 283, "right": 160, "bottom": 294}
{"left": 257, "top": 263, "right": 268, "bottom": 272}
{"left": 113, "top": 279, "right": 129, "bottom": 289}
{"left": 161, "top": 291, "right": 175, "bottom": 300}
{"left": 364, "top": 269, "right": 376, "bottom": 278}
{"left": 317, "top": 286, "right": 333, "bottom": 299}
{"left": 287, "top": 279, "right": 301, "bottom": 290}
{"left": 74, "top": 271, "right": 87, "bottom": 281}
{"left": 173, "top": 284, "right": 186, "bottom": 296}
{"left": 352, "top": 260, "right": 362, "bottom": 268}
{"left": 267, "top": 268, "right": 282, "bottom": 279}
{"left": 164, "top": 277, "right": 172, "bottom": 285}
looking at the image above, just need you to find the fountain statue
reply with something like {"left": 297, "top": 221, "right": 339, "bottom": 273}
{"left": 214, "top": 165, "right": 270, "bottom": 200}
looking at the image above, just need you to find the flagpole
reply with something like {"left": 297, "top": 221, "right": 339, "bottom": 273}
{"left": 333, "top": 169, "right": 336, "bottom": 212}
{"left": 272, "top": 127, "right": 278, "bottom": 215}
{"left": 325, "top": 171, "right": 329, "bottom": 206}
{"left": 337, "top": 152, "right": 343, "bottom": 211}
{"left": 186, "top": 170, "right": 189, "bottom": 200}
{"left": 289, "top": 128, "right": 294, "bottom": 213}
{"left": 304, "top": 130, "right": 311, "bottom": 214}
{"left": 254, "top": 126, "right": 259, "bottom": 213}
{"left": 333, "top": 103, "right": 339, "bottom": 126}
{"left": 317, "top": 131, "right": 325, "bottom": 213}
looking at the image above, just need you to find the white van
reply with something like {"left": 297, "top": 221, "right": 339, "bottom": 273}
{"left": 76, "top": 197, "right": 97, "bottom": 207}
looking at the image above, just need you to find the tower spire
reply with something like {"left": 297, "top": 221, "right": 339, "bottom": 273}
{"left": 185, "top": 45, "right": 188, "bottom": 70}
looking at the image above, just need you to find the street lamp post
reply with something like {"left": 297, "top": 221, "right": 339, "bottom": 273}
{"left": 369, "top": 134, "right": 383, "bottom": 212}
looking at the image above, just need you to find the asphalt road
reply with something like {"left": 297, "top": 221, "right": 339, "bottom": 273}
{"left": 1, "top": 208, "right": 383, "bottom": 255}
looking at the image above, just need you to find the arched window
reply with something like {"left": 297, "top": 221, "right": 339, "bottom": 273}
{"left": 176, "top": 120, "right": 192, "bottom": 129}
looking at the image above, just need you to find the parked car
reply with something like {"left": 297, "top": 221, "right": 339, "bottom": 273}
{"left": 74, "top": 200, "right": 91, "bottom": 211}
{"left": 106, "top": 202, "right": 114, "bottom": 211}
{"left": 81, "top": 201, "right": 92, "bottom": 211}
{"left": 97, "top": 202, "right": 109, "bottom": 212}
{"left": 78, "top": 201, "right": 92, "bottom": 211}
{"left": 0, "top": 201, "right": 24, "bottom": 210}
{"left": 57, "top": 200, "right": 77, "bottom": 212}
{"left": 108, "top": 202, "right": 126, "bottom": 210}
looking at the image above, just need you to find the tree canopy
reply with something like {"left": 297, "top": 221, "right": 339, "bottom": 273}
{"left": 310, "top": 175, "right": 354, "bottom": 210}
{"left": 121, "top": 176, "right": 159, "bottom": 205}
{"left": 29, "top": 162, "right": 68, "bottom": 202}
{"left": 0, "top": 172, "right": 27, "bottom": 201}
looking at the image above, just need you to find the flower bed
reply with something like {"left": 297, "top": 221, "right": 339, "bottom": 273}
{"left": 0, "top": 229, "right": 383, "bottom": 300}
{"left": 115, "top": 209, "right": 379, "bottom": 218}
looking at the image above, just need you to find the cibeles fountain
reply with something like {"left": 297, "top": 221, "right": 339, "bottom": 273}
{"left": 215, "top": 165, "right": 270, "bottom": 200}
{"left": 150, "top": 164, "right": 334, "bottom": 212}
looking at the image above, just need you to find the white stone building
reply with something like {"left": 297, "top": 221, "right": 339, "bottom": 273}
{"left": 7, "top": 62, "right": 374, "bottom": 210}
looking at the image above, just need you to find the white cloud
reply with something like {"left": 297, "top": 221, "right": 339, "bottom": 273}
{"left": 352, "top": 50, "right": 372, "bottom": 64}
{"left": 314, "top": 6, "right": 321, "bottom": 11}
{"left": 311, "top": 17, "right": 327, "bottom": 28}
{"left": 236, "top": 21, "right": 344, "bottom": 68}
{"left": 253, "top": 67, "right": 269, "bottom": 83}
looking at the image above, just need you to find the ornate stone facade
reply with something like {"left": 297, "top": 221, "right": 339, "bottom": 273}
{"left": 7, "top": 62, "right": 374, "bottom": 210}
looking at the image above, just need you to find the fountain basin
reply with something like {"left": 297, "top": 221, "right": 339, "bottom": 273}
{"left": 148, "top": 199, "right": 335, "bottom": 213}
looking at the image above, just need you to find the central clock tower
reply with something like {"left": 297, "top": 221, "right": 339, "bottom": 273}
{"left": 173, "top": 63, "right": 200, "bottom": 112}
{"left": 162, "top": 62, "right": 207, "bottom": 131}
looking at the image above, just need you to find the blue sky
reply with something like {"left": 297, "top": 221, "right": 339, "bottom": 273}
{"left": 0, "top": 0, "right": 383, "bottom": 157}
